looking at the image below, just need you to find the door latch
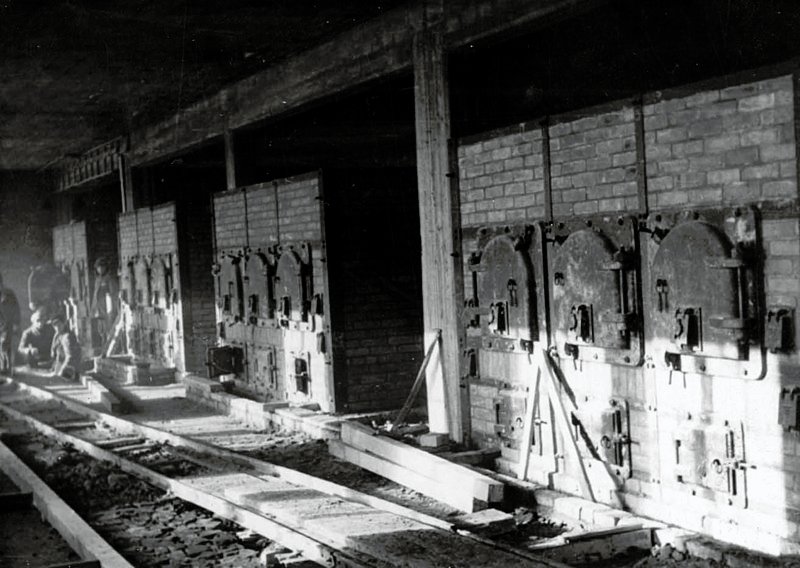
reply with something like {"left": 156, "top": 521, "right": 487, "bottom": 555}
{"left": 569, "top": 304, "right": 593, "bottom": 343}
{"left": 674, "top": 307, "right": 702, "bottom": 352}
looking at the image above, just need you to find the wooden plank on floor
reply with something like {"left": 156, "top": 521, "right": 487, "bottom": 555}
{"left": 0, "top": 441, "right": 134, "bottom": 568}
{"left": 52, "top": 420, "right": 96, "bottom": 430}
{"left": 329, "top": 439, "right": 477, "bottom": 513}
{"left": 5, "top": 377, "right": 460, "bottom": 531}
{"left": 94, "top": 436, "right": 146, "bottom": 449}
{"left": 341, "top": 422, "right": 503, "bottom": 503}
{"left": 45, "top": 561, "right": 101, "bottom": 568}
{"left": 0, "top": 402, "right": 371, "bottom": 568}
{"left": 3, "top": 377, "right": 571, "bottom": 568}
{"left": 537, "top": 348, "right": 595, "bottom": 502}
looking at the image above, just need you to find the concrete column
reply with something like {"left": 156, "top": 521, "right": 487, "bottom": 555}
{"left": 413, "top": 27, "right": 465, "bottom": 442}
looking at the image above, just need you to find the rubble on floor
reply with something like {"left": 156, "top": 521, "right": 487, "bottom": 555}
{"left": 3, "top": 430, "right": 271, "bottom": 567}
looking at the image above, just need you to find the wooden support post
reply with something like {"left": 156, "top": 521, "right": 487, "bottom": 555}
{"left": 388, "top": 329, "right": 440, "bottom": 432}
{"left": 517, "top": 360, "right": 541, "bottom": 482}
{"left": 117, "top": 153, "right": 134, "bottom": 213}
{"left": 413, "top": 27, "right": 463, "bottom": 442}
{"left": 537, "top": 348, "right": 596, "bottom": 502}
{"left": 224, "top": 126, "right": 238, "bottom": 190}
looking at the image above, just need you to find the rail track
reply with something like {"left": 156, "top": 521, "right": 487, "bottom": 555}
{"left": 0, "top": 377, "right": 569, "bottom": 568}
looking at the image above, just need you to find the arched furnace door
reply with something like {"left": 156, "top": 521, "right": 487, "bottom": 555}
{"left": 134, "top": 258, "right": 151, "bottom": 308}
{"left": 647, "top": 208, "right": 762, "bottom": 379}
{"left": 275, "top": 245, "right": 310, "bottom": 326}
{"left": 150, "top": 257, "right": 173, "bottom": 310}
{"left": 70, "top": 260, "right": 88, "bottom": 304}
{"left": 470, "top": 228, "right": 537, "bottom": 352}
{"left": 120, "top": 260, "right": 136, "bottom": 307}
{"left": 244, "top": 251, "right": 275, "bottom": 324}
{"left": 548, "top": 216, "right": 642, "bottom": 366}
{"left": 217, "top": 253, "right": 244, "bottom": 324}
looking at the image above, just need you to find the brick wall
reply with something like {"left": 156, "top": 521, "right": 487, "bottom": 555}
{"left": 457, "top": 72, "right": 800, "bottom": 553}
{"left": 0, "top": 172, "right": 52, "bottom": 326}
{"left": 550, "top": 107, "right": 640, "bottom": 216}
{"left": 118, "top": 213, "right": 138, "bottom": 259}
{"left": 214, "top": 183, "right": 279, "bottom": 250}
{"left": 459, "top": 125, "right": 547, "bottom": 227}
{"left": 277, "top": 174, "right": 322, "bottom": 242}
{"left": 644, "top": 75, "right": 796, "bottom": 208}
{"left": 52, "top": 220, "right": 117, "bottom": 351}
{"left": 116, "top": 204, "right": 184, "bottom": 370}
{"left": 325, "top": 169, "right": 423, "bottom": 412}
{"left": 210, "top": 174, "right": 336, "bottom": 409}
{"left": 52, "top": 225, "right": 71, "bottom": 264}
{"left": 214, "top": 190, "right": 247, "bottom": 250}
{"left": 177, "top": 198, "right": 215, "bottom": 374}
{"left": 246, "top": 183, "right": 278, "bottom": 248}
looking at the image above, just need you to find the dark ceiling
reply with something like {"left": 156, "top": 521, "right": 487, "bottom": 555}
{"left": 5, "top": 0, "right": 800, "bottom": 173}
{"left": 0, "top": 0, "right": 406, "bottom": 170}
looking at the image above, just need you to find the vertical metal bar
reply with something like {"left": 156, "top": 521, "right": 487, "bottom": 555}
{"left": 542, "top": 120, "right": 554, "bottom": 223}
{"left": 634, "top": 100, "right": 649, "bottom": 216}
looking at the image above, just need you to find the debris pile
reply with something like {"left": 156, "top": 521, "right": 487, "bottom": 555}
{"left": 4, "top": 432, "right": 273, "bottom": 567}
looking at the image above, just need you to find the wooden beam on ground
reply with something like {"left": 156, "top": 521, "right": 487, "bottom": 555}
{"left": 0, "top": 396, "right": 567, "bottom": 568}
{"left": 387, "top": 329, "right": 440, "bottom": 433}
{"left": 45, "top": 562, "right": 101, "bottom": 568}
{"left": 414, "top": 25, "right": 464, "bottom": 441}
{"left": 102, "top": 309, "right": 125, "bottom": 358}
{"left": 329, "top": 439, "right": 478, "bottom": 513}
{"left": 341, "top": 421, "right": 502, "bottom": 504}
{"left": 0, "top": 402, "right": 371, "bottom": 568}
{"left": 517, "top": 361, "right": 541, "bottom": 481}
{"left": 5, "top": 377, "right": 571, "bottom": 568}
{"left": 5, "top": 377, "right": 456, "bottom": 530}
{"left": 0, "top": 440, "right": 134, "bottom": 568}
{"left": 536, "top": 529, "right": 653, "bottom": 565}
{"left": 537, "top": 349, "right": 595, "bottom": 502}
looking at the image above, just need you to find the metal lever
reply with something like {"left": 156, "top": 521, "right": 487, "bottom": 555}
{"left": 656, "top": 279, "right": 668, "bottom": 312}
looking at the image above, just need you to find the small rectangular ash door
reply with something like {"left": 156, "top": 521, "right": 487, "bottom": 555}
{"left": 546, "top": 216, "right": 643, "bottom": 366}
